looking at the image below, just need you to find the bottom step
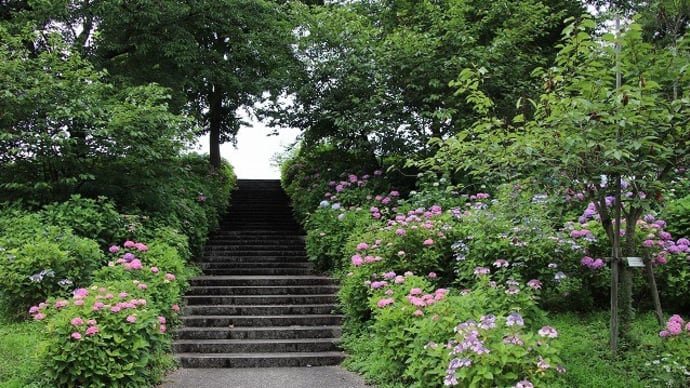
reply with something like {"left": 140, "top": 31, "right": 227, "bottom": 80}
{"left": 176, "top": 351, "right": 346, "bottom": 368}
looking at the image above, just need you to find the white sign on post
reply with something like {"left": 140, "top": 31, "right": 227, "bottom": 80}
{"left": 626, "top": 257, "right": 645, "bottom": 268}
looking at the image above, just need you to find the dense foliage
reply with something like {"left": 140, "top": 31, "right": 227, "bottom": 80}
{"left": 4, "top": 0, "right": 690, "bottom": 386}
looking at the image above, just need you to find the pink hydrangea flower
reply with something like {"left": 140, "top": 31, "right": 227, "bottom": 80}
{"left": 73, "top": 288, "right": 89, "bottom": 298}
{"left": 376, "top": 298, "right": 394, "bottom": 308}
{"left": 165, "top": 273, "right": 176, "bottom": 281}
{"left": 123, "top": 240, "right": 136, "bottom": 248}
{"left": 71, "top": 332, "right": 82, "bottom": 340}
{"left": 126, "top": 315, "right": 137, "bottom": 323}
{"left": 128, "top": 259, "right": 143, "bottom": 270}
{"left": 351, "top": 255, "right": 363, "bottom": 267}
{"left": 356, "top": 242, "right": 369, "bottom": 250}
{"left": 423, "top": 239, "right": 434, "bottom": 246}
{"left": 134, "top": 243, "right": 148, "bottom": 252}
{"left": 171, "top": 304, "right": 180, "bottom": 312}
{"left": 109, "top": 245, "right": 120, "bottom": 253}
{"left": 150, "top": 266, "right": 159, "bottom": 273}
{"left": 55, "top": 300, "right": 69, "bottom": 309}
{"left": 33, "top": 313, "right": 46, "bottom": 320}
{"left": 85, "top": 326, "right": 99, "bottom": 336}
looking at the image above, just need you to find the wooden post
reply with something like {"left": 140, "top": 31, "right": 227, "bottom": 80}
{"left": 644, "top": 258, "right": 665, "bottom": 326}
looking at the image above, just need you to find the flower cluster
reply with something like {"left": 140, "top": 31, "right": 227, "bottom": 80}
{"left": 660, "top": 314, "right": 690, "bottom": 338}
{"left": 443, "top": 314, "right": 564, "bottom": 387}
{"left": 29, "top": 282, "right": 168, "bottom": 338}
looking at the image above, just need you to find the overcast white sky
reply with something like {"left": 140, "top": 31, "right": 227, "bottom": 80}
{"left": 190, "top": 120, "right": 301, "bottom": 179}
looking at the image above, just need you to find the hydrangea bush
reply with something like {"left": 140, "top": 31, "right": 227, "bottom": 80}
{"left": 29, "top": 240, "right": 187, "bottom": 386}
{"left": 344, "top": 270, "right": 561, "bottom": 387}
{"left": 30, "top": 280, "right": 174, "bottom": 387}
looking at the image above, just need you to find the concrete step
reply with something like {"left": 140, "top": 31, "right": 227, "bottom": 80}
{"left": 181, "top": 314, "right": 344, "bottom": 327}
{"left": 189, "top": 276, "right": 334, "bottom": 287}
{"left": 198, "top": 256, "right": 309, "bottom": 263}
{"left": 183, "top": 304, "right": 338, "bottom": 316}
{"left": 175, "top": 325, "right": 342, "bottom": 340}
{"left": 175, "top": 351, "right": 346, "bottom": 368}
{"left": 203, "top": 268, "right": 314, "bottom": 276}
{"left": 203, "top": 249, "right": 306, "bottom": 256}
{"left": 211, "top": 231, "right": 304, "bottom": 236}
{"left": 204, "top": 245, "right": 306, "bottom": 251}
{"left": 206, "top": 240, "right": 305, "bottom": 246}
{"left": 184, "top": 295, "right": 337, "bottom": 306}
{"left": 186, "top": 285, "right": 339, "bottom": 296}
{"left": 173, "top": 338, "right": 341, "bottom": 353}
{"left": 198, "top": 262, "right": 313, "bottom": 270}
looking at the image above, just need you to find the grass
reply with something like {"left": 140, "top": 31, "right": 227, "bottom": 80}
{"left": 551, "top": 311, "right": 677, "bottom": 387}
{"left": 0, "top": 315, "right": 43, "bottom": 388}
{"left": 344, "top": 310, "right": 689, "bottom": 387}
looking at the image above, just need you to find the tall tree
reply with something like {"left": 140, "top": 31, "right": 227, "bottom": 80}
{"left": 271, "top": 0, "right": 584, "bottom": 160}
{"left": 89, "top": 0, "right": 299, "bottom": 168}
{"left": 0, "top": 22, "right": 193, "bottom": 204}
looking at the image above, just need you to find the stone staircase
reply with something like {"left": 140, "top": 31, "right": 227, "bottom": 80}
{"left": 173, "top": 179, "right": 345, "bottom": 368}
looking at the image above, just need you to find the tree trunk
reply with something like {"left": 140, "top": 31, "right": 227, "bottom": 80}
{"left": 208, "top": 89, "right": 223, "bottom": 169}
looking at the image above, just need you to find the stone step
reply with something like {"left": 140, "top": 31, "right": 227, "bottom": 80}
{"left": 203, "top": 249, "right": 306, "bottom": 256}
{"left": 175, "top": 351, "right": 346, "bottom": 368}
{"left": 183, "top": 304, "right": 338, "bottom": 316}
{"left": 174, "top": 325, "right": 342, "bottom": 340}
{"left": 198, "top": 256, "right": 309, "bottom": 263}
{"left": 205, "top": 243, "right": 305, "bottom": 254}
{"left": 206, "top": 240, "right": 305, "bottom": 246}
{"left": 184, "top": 294, "right": 337, "bottom": 306}
{"left": 173, "top": 338, "right": 341, "bottom": 353}
{"left": 189, "top": 276, "right": 334, "bottom": 287}
{"left": 203, "top": 268, "right": 314, "bottom": 276}
{"left": 181, "top": 314, "right": 344, "bottom": 327}
{"left": 198, "top": 262, "right": 313, "bottom": 270}
{"left": 221, "top": 222, "right": 299, "bottom": 228}
{"left": 186, "top": 285, "right": 339, "bottom": 296}
{"left": 211, "top": 231, "right": 304, "bottom": 236}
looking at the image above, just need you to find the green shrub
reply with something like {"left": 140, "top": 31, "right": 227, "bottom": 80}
{"left": 93, "top": 239, "right": 198, "bottom": 310}
{"left": 134, "top": 155, "right": 235, "bottom": 257}
{"left": 40, "top": 195, "right": 128, "bottom": 248}
{"left": 29, "top": 238, "right": 189, "bottom": 387}
{"left": 281, "top": 144, "right": 384, "bottom": 223}
{"left": 0, "top": 216, "right": 103, "bottom": 318}
{"left": 345, "top": 272, "right": 556, "bottom": 387}
{"left": 661, "top": 194, "right": 690, "bottom": 247}
{"left": 306, "top": 207, "right": 375, "bottom": 272}
{"left": 31, "top": 279, "right": 173, "bottom": 387}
